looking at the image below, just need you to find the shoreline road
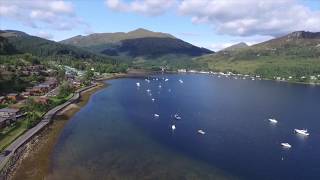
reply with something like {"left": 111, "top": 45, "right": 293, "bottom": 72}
{"left": 0, "top": 84, "right": 96, "bottom": 173}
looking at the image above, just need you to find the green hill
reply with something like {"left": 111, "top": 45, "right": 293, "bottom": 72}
{"left": 0, "top": 30, "right": 130, "bottom": 76}
{"left": 223, "top": 42, "right": 248, "bottom": 51}
{"left": 60, "top": 28, "right": 213, "bottom": 62}
{"left": 195, "top": 31, "right": 320, "bottom": 83}
{"left": 60, "top": 28, "right": 175, "bottom": 47}
{"left": 0, "top": 30, "right": 114, "bottom": 64}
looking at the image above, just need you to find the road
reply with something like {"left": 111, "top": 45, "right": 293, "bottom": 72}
{"left": 0, "top": 84, "right": 96, "bottom": 172}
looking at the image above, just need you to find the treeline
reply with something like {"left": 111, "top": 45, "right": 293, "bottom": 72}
{"left": 255, "top": 60, "right": 320, "bottom": 80}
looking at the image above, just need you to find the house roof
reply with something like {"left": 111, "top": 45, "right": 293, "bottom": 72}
{"left": 0, "top": 108, "right": 20, "bottom": 113}
{"left": 7, "top": 93, "right": 18, "bottom": 96}
{"left": 0, "top": 117, "right": 9, "bottom": 123}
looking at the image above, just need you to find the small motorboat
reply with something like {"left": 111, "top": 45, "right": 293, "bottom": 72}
{"left": 174, "top": 114, "right": 181, "bottom": 120}
{"left": 158, "top": 85, "right": 162, "bottom": 88}
{"left": 151, "top": 98, "right": 155, "bottom": 102}
{"left": 179, "top": 79, "right": 183, "bottom": 83}
{"left": 268, "top": 118, "right": 278, "bottom": 124}
{"left": 146, "top": 89, "right": 151, "bottom": 93}
{"left": 136, "top": 82, "right": 140, "bottom": 87}
{"left": 145, "top": 79, "right": 150, "bottom": 83}
{"left": 154, "top": 114, "right": 159, "bottom": 118}
{"left": 165, "top": 78, "right": 169, "bottom": 82}
{"left": 171, "top": 125, "right": 176, "bottom": 130}
{"left": 294, "top": 129, "right": 309, "bottom": 136}
{"left": 197, "top": 129, "right": 206, "bottom": 135}
{"left": 281, "top": 143, "right": 292, "bottom": 148}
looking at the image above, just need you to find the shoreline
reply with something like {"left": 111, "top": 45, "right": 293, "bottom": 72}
{"left": 4, "top": 83, "right": 106, "bottom": 180}
{"left": 98, "top": 70, "right": 320, "bottom": 86}
{"left": 4, "top": 71, "right": 318, "bottom": 179}
{"left": 2, "top": 71, "right": 148, "bottom": 180}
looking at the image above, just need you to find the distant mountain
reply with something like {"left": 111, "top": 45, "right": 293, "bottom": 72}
{"left": 0, "top": 30, "right": 113, "bottom": 63}
{"left": 196, "top": 31, "right": 320, "bottom": 81}
{"left": 61, "top": 28, "right": 175, "bottom": 47}
{"left": 222, "top": 42, "right": 248, "bottom": 51}
{"left": 203, "top": 31, "right": 320, "bottom": 60}
{"left": 61, "top": 28, "right": 213, "bottom": 59}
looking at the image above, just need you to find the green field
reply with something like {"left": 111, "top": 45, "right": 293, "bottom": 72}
{"left": 0, "top": 120, "right": 28, "bottom": 151}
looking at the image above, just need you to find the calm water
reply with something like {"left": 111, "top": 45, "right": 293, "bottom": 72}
{"left": 48, "top": 74, "right": 320, "bottom": 180}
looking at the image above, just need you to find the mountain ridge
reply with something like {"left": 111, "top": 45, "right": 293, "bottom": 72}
{"left": 60, "top": 28, "right": 213, "bottom": 60}
{"left": 60, "top": 28, "right": 176, "bottom": 47}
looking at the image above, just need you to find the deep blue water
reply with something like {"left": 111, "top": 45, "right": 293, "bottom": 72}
{"left": 49, "top": 74, "right": 320, "bottom": 180}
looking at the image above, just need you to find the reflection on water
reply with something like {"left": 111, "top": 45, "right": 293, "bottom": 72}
{"left": 48, "top": 74, "right": 320, "bottom": 180}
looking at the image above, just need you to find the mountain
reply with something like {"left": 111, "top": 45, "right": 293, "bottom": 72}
{"left": 61, "top": 28, "right": 213, "bottom": 59}
{"left": 196, "top": 31, "right": 320, "bottom": 82}
{"left": 222, "top": 42, "right": 248, "bottom": 51}
{"left": 0, "top": 36, "right": 18, "bottom": 55}
{"left": 0, "top": 30, "right": 113, "bottom": 63}
{"left": 60, "top": 28, "right": 175, "bottom": 47}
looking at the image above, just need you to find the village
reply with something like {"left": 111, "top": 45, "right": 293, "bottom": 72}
{"left": 0, "top": 61, "right": 94, "bottom": 151}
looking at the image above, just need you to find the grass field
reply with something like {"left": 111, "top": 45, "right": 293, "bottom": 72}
{"left": 0, "top": 120, "right": 28, "bottom": 151}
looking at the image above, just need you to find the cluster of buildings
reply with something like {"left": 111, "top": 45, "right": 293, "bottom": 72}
{"left": 274, "top": 75, "right": 320, "bottom": 82}
{"left": 0, "top": 108, "right": 22, "bottom": 129}
{"left": 0, "top": 77, "right": 58, "bottom": 129}
{"left": 0, "top": 77, "right": 58, "bottom": 104}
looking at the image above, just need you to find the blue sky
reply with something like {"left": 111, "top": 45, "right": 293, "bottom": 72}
{"left": 1, "top": 0, "right": 319, "bottom": 51}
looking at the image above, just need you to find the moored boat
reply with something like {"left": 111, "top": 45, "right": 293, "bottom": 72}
{"left": 294, "top": 129, "right": 309, "bottom": 136}
{"left": 281, "top": 143, "right": 292, "bottom": 148}
{"left": 197, "top": 129, "right": 206, "bottom": 135}
{"left": 268, "top": 118, "right": 278, "bottom": 123}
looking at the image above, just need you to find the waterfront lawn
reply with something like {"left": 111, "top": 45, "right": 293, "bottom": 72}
{"left": 0, "top": 90, "right": 75, "bottom": 152}
{"left": 0, "top": 120, "right": 28, "bottom": 151}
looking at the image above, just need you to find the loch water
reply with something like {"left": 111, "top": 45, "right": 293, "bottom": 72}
{"left": 48, "top": 74, "right": 320, "bottom": 180}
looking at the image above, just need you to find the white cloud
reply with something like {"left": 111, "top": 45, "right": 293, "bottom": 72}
{"left": 35, "top": 31, "right": 54, "bottom": 40}
{"left": 105, "top": 0, "right": 176, "bottom": 16}
{"left": 0, "top": 0, "right": 89, "bottom": 31}
{"left": 178, "top": 0, "right": 320, "bottom": 37}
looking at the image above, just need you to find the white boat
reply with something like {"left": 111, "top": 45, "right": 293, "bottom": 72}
{"left": 198, "top": 129, "right": 206, "bottom": 135}
{"left": 294, "top": 129, "right": 309, "bottom": 136}
{"left": 165, "top": 78, "right": 169, "bottom": 82}
{"left": 145, "top": 79, "right": 150, "bottom": 83}
{"left": 136, "top": 82, "right": 140, "bottom": 87}
{"left": 154, "top": 114, "right": 159, "bottom": 118}
{"left": 158, "top": 85, "right": 162, "bottom": 88}
{"left": 281, "top": 143, "right": 292, "bottom": 148}
{"left": 179, "top": 79, "right": 183, "bottom": 83}
{"left": 171, "top": 125, "right": 176, "bottom": 130}
{"left": 146, "top": 89, "right": 151, "bottom": 93}
{"left": 174, "top": 114, "right": 181, "bottom": 120}
{"left": 268, "top": 118, "right": 278, "bottom": 123}
{"left": 151, "top": 98, "right": 155, "bottom": 102}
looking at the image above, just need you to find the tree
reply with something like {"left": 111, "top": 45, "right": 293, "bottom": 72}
{"left": 58, "top": 81, "right": 74, "bottom": 98}
{"left": 57, "top": 68, "right": 66, "bottom": 83}
{"left": 83, "top": 70, "right": 94, "bottom": 85}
